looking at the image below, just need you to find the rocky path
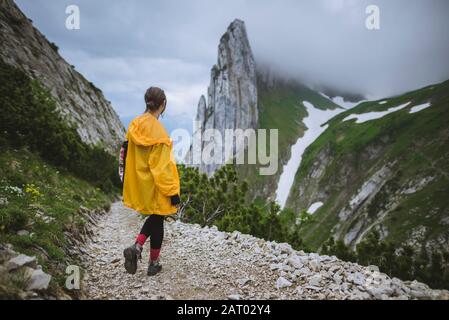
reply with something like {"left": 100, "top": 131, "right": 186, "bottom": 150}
{"left": 81, "top": 202, "right": 449, "bottom": 300}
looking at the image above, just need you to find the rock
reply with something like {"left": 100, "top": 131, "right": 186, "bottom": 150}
{"left": 275, "top": 277, "right": 292, "bottom": 289}
{"left": 309, "top": 259, "right": 321, "bottom": 272}
{"left": 347, "top": 272, "right": 366, "bottom": 286}
{"left": 278, "top": 243, "right": 293, "bottom": 254}
{"left": 236, "top": 278, "right": 251, "bottom": 287}
{"left": 292, "top": 269, "right": 302, "bottom": 278}
{"left": 231, "top": 231, "right": 242, "bottom": 241}
{"left": 308, "top": 274, "right": 322, "bottom": 287}
{"left": 295, "top": 286, "right": 304, "bottom": 295}
{"left": 333, "top": 273, "right": 343, "bottom": 285}
{"left": 410, "top": 290, "right": 430, "bottom": 299}
{"left": 27, "top": 269, "right": 52, "bottom": 291}
{"left": 368, "top": 287, "right": 394, "bottom": 300}
{"left": 287, "top": 255, "right": 303, "bottom": 269}
{"left": 298, "top": 267, "right": 311, "bottom": 277}
{"left": 434, "top": 290, "right": 449, "bottom": 300}
{"left": 319, "top": 255, "right": 333, "bottom": 262}
{"left": 329, "top": 265, "right": 341, "bottom": 273}
{"left": 305, "top": 285, "right": 322, "bottom": 292}
{"left": 408, "top": 280, "right": 429, "bottom": 292}
{"left": 7, "top": 254, "right": 37, "bottom": 271}
{"left": 269, "top": 263, "right": 283, "bottom": 271}
{"left": 110, "top": 258, "right": 121, "bottom": 264}
{"left": 281, "top": 264, "right": 293, "bottom": 272}
{"left": 228, "top": 294, "right": 241, "bottom": 300}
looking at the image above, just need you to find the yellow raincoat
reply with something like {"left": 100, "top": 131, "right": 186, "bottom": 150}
{"left": 123, "top": 113, "right": 180, "bottom": 215}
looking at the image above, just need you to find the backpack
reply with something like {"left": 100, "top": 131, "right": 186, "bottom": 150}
{"left": 118, "top": 141, "right": 128, "bottom": 184}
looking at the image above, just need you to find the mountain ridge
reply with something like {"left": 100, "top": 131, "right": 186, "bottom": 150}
{"left": 0, "top": 0, "right": 125, "bottom": 153}
{"left": 286, "top": 79, "right": 449, "bottom": 253}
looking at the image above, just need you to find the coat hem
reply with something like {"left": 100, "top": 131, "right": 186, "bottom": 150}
{"left": 123, "top": 201, "right": 178, "bottom": 216}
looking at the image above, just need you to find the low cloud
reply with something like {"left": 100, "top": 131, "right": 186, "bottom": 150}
{"left": 16, "top": 0, "right": 449, "bottom": 122}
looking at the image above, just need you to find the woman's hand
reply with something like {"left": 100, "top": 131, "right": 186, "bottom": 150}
{"left": 170, "top": 194, "right": 181, "bottom": 207}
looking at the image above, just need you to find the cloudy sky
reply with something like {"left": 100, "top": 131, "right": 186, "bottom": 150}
{"left": 16, "top": 0, "right": 449, "bottom": 132}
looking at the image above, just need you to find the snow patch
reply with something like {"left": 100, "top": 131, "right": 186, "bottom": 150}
{"left": 308, "top": 202, "right": 324, "bottom": 214}
{"left": 275, "top": 102, "right": 345, "bottom": 208}
{"left": 343, "top": 102, "right": 411, "bottom": 124}
{"left": 379, "top": 101, "right": 388, "bottom": 105}
{"left": 409, "top": 102, "right": 431, "bottom": 114}
{"left": 320, "top": 93, "right": 365, "bottom": 109}
{"left": 331, "top": 97, "right": 363, "bottom": 109}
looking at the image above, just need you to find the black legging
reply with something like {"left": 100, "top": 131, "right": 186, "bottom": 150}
{"left": 139, "top": 214, "right": 164, "bottom": 249}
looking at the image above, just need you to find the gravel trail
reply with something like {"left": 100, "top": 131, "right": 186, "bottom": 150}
{"left": 81, "top": 202, "right": 449, "bottom": 300}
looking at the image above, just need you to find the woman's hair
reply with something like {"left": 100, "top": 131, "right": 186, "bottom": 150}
{"left": 144, "top": 87, "right": 166, "bottom": 112}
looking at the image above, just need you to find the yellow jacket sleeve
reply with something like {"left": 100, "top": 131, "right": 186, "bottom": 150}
{"left": 148, "top": 143, "right": 180, "bottom": 197}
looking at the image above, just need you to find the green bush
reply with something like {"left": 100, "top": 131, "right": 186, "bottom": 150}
{"left": 0, "top": 206, "right": 28, "bottom": 232}
{"left": 178, "top": 165, "right": 306, "bottom": 247}
{"left": 0, "top": 60, "right": 119, "bottom": 193}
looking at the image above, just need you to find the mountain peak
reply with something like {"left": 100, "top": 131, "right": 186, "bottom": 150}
{"left": 187, "top": 19, "right": 258, "bottom": 175}
{"left": 218, "top": 19, "right": 254, "bottom": 66}
{"left": 228, "top": 18, "right": 245, "bottom": 30}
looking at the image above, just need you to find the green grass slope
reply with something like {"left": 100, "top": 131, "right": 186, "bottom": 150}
{"left": 237, "top": 77, "right": 341, "bottom": 202}
{"left": 286, "top": 80, "right": 449, "bottom": 252}
{"left": 0, "top": 148, "right": 114, "bottom": 298}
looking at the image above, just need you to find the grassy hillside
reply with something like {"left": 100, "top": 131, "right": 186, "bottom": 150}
{"left": 0, "top": 60, "right": 119, "bottom": 298}
{"left": 286, "top": 80, "right": 449, "bottom": 252}
{"left": 0, "top": 148, "right": 114, "bottom": 298}
{"left": 237, "top": 77, "right": 341, "bottom": 202}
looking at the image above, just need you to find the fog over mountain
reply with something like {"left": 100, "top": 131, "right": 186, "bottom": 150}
{"left": 16, "top": 0, "right": 449, "bottom": 129}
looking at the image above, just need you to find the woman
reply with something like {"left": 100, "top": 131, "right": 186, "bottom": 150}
{"left": 122, "top": 87, "right": 180, "bottom": 276}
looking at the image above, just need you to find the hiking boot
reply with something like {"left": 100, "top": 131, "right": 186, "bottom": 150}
{"left": 123, "top": 243, "right": 142, "bottom": 274}
{"left": 147, "top": 259, "right": 162, "bottom": 276}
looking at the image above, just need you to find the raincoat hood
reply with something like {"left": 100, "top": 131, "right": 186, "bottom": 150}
{"left": 126, "top": 113, "right": 172, "bottom": 147}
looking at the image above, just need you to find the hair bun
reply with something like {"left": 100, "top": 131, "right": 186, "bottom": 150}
{"left": 144, "top": 86, "right": 167, "bottom": 112}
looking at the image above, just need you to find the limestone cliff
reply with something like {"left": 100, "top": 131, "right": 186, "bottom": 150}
{"left": 0, "top": 0, "right": 125, "bottom": 153}
{"left": 188, "top": 19, "right": 258, "bottom": 175}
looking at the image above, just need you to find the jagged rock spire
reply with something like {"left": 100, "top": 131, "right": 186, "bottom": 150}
{"left": 190, "top": 19, "right": 258, "bottom": 175}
